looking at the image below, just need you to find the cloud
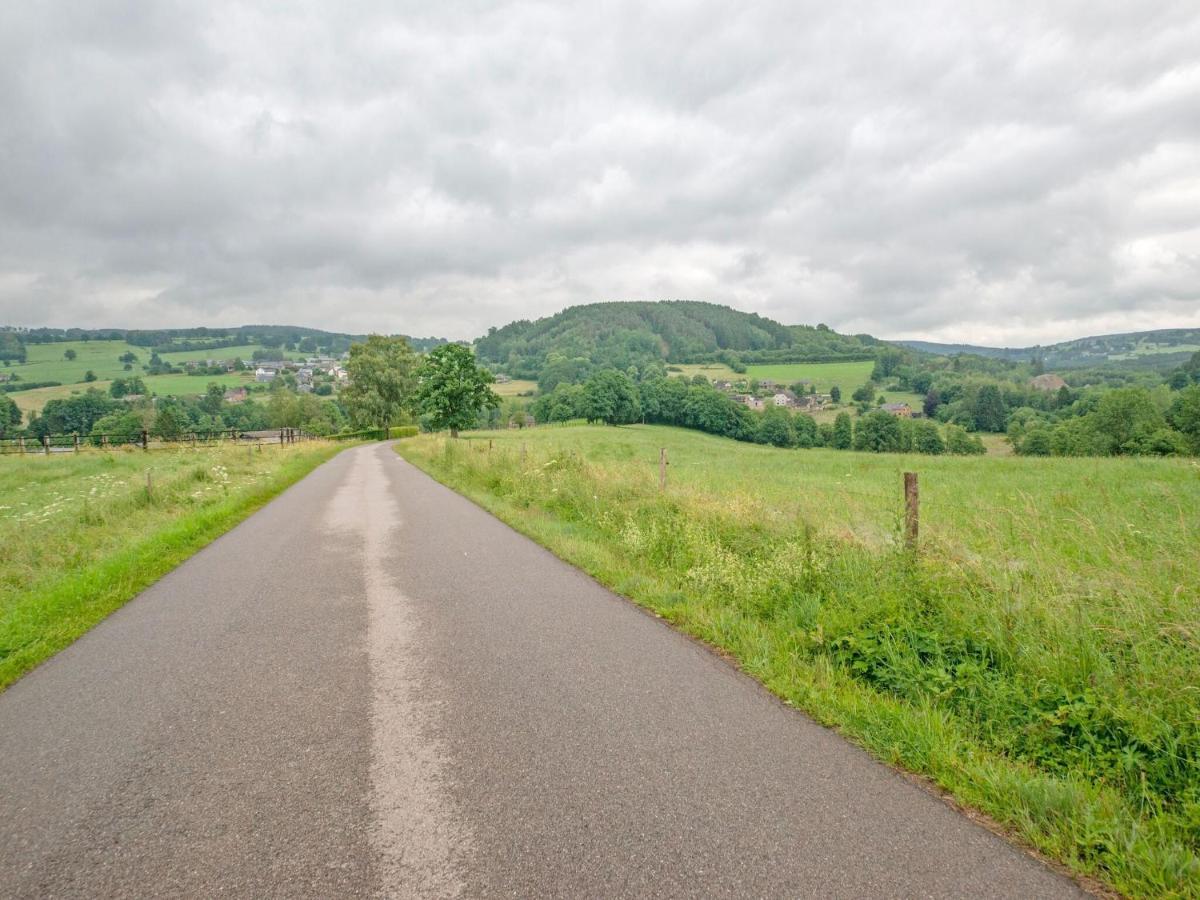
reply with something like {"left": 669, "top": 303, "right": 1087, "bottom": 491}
{"left": 1, "top": 0, "right": 1198, "bottom": 344}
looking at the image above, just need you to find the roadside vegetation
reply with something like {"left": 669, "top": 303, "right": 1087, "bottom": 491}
{"left": 0, "top": 441, "right": 344, "bottom": 690}
{"left": 397, "top": 424, "right": 1200, "bottom": 897}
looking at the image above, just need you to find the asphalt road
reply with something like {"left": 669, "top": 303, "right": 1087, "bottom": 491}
{"left": 0, "top": 442, "right": 1088, "bottom": 898}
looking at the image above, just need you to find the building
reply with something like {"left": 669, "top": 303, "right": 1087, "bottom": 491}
{"left": 255, "top": 367, "right": 277, "bottom": 383}
{"left": 224, "top": 387, "right": 248, "bottom": 404}
{"left": 881, "top": 402, "right": 913, "bottom": 418}
{"left": 771, "top": 391, "right": 799, "bottom": 408}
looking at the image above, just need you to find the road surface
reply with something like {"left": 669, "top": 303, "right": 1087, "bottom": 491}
{"left": 0, "top": 442, "right": 1086, "bottom": 898}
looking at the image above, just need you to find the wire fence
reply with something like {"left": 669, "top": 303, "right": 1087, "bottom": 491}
{"left": 0, "top": 428, "right": 319, "bottom": 455}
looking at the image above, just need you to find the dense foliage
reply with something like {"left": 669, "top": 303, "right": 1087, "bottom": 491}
{"left": 868, "top": 347, "right": 1200, "bottom": 457}
{"left": 475, "top": 301, "right": 877, "bottom": 385}
{"left": 533, "top": 372, "right": 984, "bottom": 455}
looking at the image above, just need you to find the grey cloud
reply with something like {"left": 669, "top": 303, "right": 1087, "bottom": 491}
{"left": 1, "top": 0, "right": 1198, "bottom": 343}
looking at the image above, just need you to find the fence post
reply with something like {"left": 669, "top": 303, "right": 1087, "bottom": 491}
{"left": 73, "top": 433, "right": 80, "bottom": 452}
{"left": 141, "top": 429, "right": 148, "bottom": 451}
{"left": 42, "top": 434, "right": 49, "bottom": 455}
{"left": 904, "top": 472, "right": 919, "bottom": 551}
{"left": 659, "top": 447, "right": 667, "bottom": 491}
{"left": 18, "top": 435, "right": 24, "bottom": 455}
{"left": 279, "top": 428, "right": 285, "bottom": 445}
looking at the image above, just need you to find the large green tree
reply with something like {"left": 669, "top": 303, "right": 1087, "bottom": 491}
{"left": 852, "top": 410, "right": 902, "bottom": 452}
{"left": 415, "top": 343, "right": 499, "bottom": 438}
{"left": 342, "top": 335, "right": 418, "bottom": 430}
{"left": 0, "top": 395, "right": 20, "bottom": 437}
{"left": 581, "top": 370, "right": 641, "bottom": 425}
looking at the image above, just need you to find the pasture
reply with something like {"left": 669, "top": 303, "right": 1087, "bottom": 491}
{"left": 0, "top": 440, "right": 343, "bottom": 690}
{"left": 9, "top": 372, "right": 254, "bottom": 415}
{"left": 398, "top": 424, "right": 1200, "bottom": 897}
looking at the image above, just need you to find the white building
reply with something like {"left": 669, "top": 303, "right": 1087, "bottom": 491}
{"left": 255, "top": 367, "right": 277, "bottom": 383}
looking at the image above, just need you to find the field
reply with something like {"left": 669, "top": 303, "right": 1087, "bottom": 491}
{"left": 0, "top": 440, "right": 345, "bottom": 690}
{"left": 10, "top": 372, "right": 254, "bottom": 415}
{"left": 494, "top": 378, "right": 538, "bottom": 397}
{"left": 4, "top": 340, "right": 289, "bottom": 394}
{"left": 397, "top": 425, "right": 1200, "bottom": 897}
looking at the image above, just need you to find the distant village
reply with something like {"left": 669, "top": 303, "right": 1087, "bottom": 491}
{"left": 705, "top": 377, "right": 917, "bottom": 418}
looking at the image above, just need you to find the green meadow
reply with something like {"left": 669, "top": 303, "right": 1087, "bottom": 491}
{"left": 0, "top": 440, "right": 344, "bottom": 690}
{"left": 10, "top": 373, "right": 253, "bottom": 415}
{"left": 398, "top": 424, "right": 1200, "bottom": 898}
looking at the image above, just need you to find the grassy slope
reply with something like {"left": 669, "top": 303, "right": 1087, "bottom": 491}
{"left": 397, "top": 425, "right": 1200, "bottom": 898}
{"left": 0, "top": 441, "right": 346, "bottom": 690}
{"left": 10, "top": 373, "right": 255, "bottom": 415}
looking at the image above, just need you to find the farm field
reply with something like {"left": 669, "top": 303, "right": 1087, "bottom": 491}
{"left": 398, "top": 424, "right": 1200, "bottom": 897}
{"left": 9, "top": 372, "right": 254, "bottom": 415}
{"left": 10, "top": 340, "right": 147, "bottom": 384}
{"left": 0, "top": 440, "right": 344, "bottom": 690}
{"left": 493, "top": 378, "right": 538, "bottom": 397}
{"left": 6, "top": 340, "right": 294, "bottom": 390}
{"left": 156, "top": 343, "right": 303, "bottom": 364}
{"left": 673, "top": 359, "right": 906, "bottom": 402}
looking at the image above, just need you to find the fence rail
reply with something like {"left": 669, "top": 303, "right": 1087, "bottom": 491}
{"left": 0, "top": 428, "right": 318, "bottom": 455}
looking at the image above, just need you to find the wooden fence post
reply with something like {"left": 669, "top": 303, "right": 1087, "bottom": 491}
{"left": 42, "top": 434, "right": 49, "bottom": 455}
{"left": 904, "top": 471, "right": 919, "bottom": 550}
{"left": 73, "top": 433, "right": 80, "bottom": 453}
{"left": 141, "top": 429, "right": 148, "bottom": 451}
{"left": 18, "top": 435, "right": 24, "bottom": 455}
{"left": 659, "top": 447, "right": 667, "bottom": 491}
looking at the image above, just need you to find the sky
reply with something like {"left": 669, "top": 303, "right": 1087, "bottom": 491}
{"left": 1, "top": 1, "right": 1198, "bottom": 346}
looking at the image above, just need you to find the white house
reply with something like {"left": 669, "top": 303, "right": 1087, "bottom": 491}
{"left": 255, "top": 367, "right": 277, "bottom": 383}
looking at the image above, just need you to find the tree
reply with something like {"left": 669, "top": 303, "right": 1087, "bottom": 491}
{"left": 851, "top": 382, "right": 875, "bottom": 403}
{"left": 152, "top": 407, "right": 184, "bottom": 439}
{"left": 64, "top": 348, "right": 77, "bottom": 361}
{"left": 341, "top": 335, "right": 417, "bottom": 430}
{"left": 1086, "top": 387, "right": 1164, "bottom": 455}
{"left": 201, "top": 382, "right": 226, "bottom": 416}
{"left": 415, "top": 343, "right": 500, "bottom": 438}
{"left": 1019, "top": 426, "right": 1053, "bottom": 456}
{"left": 829, "top": 385, "right": 841, "bottom": 403}
{"left": 83, "top": 370, "right": 97, "bottom": 382}
{"left": 1167, "top": 385, "right": 1200, "bottom": 453}
{"left": 0, "top": 395, "right": 20, "bottom": 437}
{"left": 852, "top": 410, "right": 902, "bottom": 452}
{"left": 757, "top": 404, "right": 795, "bottom": 447}
{"left": 831, "top": 412, "right": 853, "bottom": 449}
{"left": 969, "top": 383, "right": 1008, "bottom": 432}
{"left": 581, "top": 370, "right": 641, "bottom": 425}
{"left": 910, "top": 419, "right": 945, "bottom": 455}
{"left": 945, "top": 424, "right": 986, "bottom": 455}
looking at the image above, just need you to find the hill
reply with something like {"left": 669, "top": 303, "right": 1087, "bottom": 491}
{"left": 896, "top": 328, "right": 1200, "bottom": 369}
{"left": 10, "top": 325, "right": 446, "bottom": 356}
{"left": 473, "top": 300, "right": 880, "bottom": 382}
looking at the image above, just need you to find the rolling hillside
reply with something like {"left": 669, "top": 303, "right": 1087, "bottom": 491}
{"left": 474, "top": 300, "right": 880, "bottom": 382}
{"left": 897, "top": 328, "right": 1200, "bottom": 369}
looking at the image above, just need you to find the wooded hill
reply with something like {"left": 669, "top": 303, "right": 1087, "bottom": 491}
{"left": 474, "top": 300, "right": 881, "bottom": 381}
{"left": 898, "top": 327, "right": 1200, "bottom": 369}
{"left": 6, "top": 325, "right": 446, "bottom": 356}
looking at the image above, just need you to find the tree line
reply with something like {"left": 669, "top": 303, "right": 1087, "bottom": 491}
{"left": 531, "top": 371, "right": 986, "bottom": 456}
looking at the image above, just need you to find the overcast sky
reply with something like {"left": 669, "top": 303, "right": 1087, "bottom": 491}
{"left": 2, "top": 2, "right": 1198, "bottom": 345}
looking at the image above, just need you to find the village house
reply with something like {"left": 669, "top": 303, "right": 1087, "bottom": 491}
{"left": 734, "top": 394, "right": 765, "bottom": 411}
{"left": 771, "top": 391, "right": 796, "bottom": 408}
{"left": 255, "top": 367, "right": 277, "bottom": 383}
{"left": 881, "top": 402, "right": 913, "bottom": 418}
{"left": 223, "top": 387, "right": 248, "bottom": 404}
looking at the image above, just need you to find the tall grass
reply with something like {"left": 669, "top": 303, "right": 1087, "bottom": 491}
{"left": 398, "top": 425, "right": 1200, "bottom": 898}
{"left": 0, "top": 441, "right": 345, "bottom": 689}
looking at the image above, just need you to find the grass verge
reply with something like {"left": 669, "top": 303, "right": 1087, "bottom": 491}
{"left": 397, "top": 425, "right": 1200, "bottom": 898}
{"left": 0, "top": 440, "right": 347, "bottom": 690}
